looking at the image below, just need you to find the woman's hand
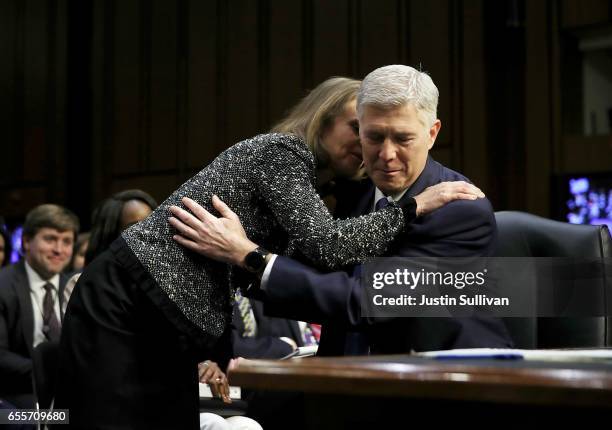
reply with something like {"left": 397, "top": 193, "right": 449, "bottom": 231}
{"left": 169, "top": 195, "right": 257, "bottom": 267}
{"left": 197, "top": 360, "right": 232, "bottom": 404}
{"left": 414, "top": 181, "right": 485, "bottom": 216}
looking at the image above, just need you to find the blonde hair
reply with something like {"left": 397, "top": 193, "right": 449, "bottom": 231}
{"left": 272, "top": 77, "right": 361, "bottom": 163}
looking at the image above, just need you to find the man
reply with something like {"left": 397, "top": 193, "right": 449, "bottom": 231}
{"left": 171, "top": 65, "right": 512, "bottom": 355}
{"left": 0, "top": 204, "right": 78, "bottom": 407}
{"left": 232, "top": 292, "right": 306, "bottom": 359}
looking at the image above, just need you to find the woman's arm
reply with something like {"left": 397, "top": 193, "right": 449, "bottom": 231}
{"left": 250, "top": 145, "right": 482, "bottom": 268}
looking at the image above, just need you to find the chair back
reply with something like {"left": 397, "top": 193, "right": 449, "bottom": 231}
{"left": 494, "top": 211, "right": 612, "bottom": 348}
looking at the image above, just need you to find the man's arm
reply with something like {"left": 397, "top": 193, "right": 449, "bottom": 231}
{"left": 254, "top": 199, "right": 497, "bottom": 325}
{"left": 256, "top": 256, "right": 365, "bottom": 327}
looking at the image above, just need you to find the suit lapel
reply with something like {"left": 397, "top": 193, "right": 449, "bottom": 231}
{"left": 13, "top": 262, "right": 34, "bottom": 355}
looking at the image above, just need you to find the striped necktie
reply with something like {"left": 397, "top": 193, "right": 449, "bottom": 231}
{"left": 43, "top": 282, "right": 61, "bottom": 342}
{"left": 235, "top": 290, "right": 256, "bottom": 337}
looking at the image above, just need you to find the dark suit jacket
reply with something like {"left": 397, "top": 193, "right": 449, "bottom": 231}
{"left": 0, "top": 261, "right": 67, "bottom": 400}
{"left": 258, "top": 156, "right": 513, "bottom": 355}
{"left": 232, "top": 298, "right": 304, "bottom": 359}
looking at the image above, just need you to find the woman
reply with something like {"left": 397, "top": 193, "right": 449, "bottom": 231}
{"left": 85, "top": 189, "right": 158, "bottom": 264}
{"left": 57, "top": 77, "right": 480, "bottom": 429}
{"left": 68, "top": 232, "right": 90, "bottom": 273}
{"left": 61, "top": 190, "right": 158, "bottom": 312}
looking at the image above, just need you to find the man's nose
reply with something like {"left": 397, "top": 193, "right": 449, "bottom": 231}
{"left": 378, "top": 140, "right": 396, "bottom": 162}
{"left": 52, "top": 243, "right": 62, "bottom": 254}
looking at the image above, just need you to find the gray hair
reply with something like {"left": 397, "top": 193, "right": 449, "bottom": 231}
{"left": 357, "top": 64, "right": 439, "bottom": 127}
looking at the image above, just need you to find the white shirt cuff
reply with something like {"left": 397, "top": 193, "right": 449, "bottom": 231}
{"left": 260, "top": 254, "right": 278, "bottom": 290}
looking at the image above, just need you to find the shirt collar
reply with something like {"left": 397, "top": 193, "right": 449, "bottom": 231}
{"left": 24, "top": 261, "right": 60, "bottom": 292}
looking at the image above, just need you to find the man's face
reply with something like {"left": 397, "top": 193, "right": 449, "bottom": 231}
{"left": 360, "top": 104, "right": 441, "bottom": 195}
{"left": 23, "top": 227, "right": 74, "bottom": 279}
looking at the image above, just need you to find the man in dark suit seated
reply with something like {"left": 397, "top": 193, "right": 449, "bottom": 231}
{"left": 170, "top": 64, "right": 513, "bottom": 355}
{"left": 0, "top": 204, "right": 78, "bottom": 408}
{"left": 232, "top": 291, "right": 305, "bottom": 359}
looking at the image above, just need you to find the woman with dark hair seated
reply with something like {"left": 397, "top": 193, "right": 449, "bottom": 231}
{"left": 85, "top": 189, "right": 158, "bottom": 264}
{"left": 62, "top": 190, "right": 157, "bottom": 308}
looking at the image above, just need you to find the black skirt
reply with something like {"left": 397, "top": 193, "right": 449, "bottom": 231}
{"left": 55, "top": 238, "right": 232, "bottom": 430}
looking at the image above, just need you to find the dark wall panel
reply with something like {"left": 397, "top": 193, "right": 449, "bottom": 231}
{"left": 0, "top": 0, "right": 19, "bottom": 184}
{"left": 23, "top": 0, "right": 47, "bottom": 182}
{"left": 112, "top": 0, "right": 141, "bottom": 175}
{"left": 186, "top": 0, "right": 217, "bottom": 168}
{"left": 150, "top": 0, "right": 178, "bottom": 171}
{"left": 312, "top": 0, "right": 351, "bottom": 83}
{"left": 268, "top": 0, "right": 303, "bottom": 127}
{"left": 359, "top": 0, "right": 400, "bottom": 77}
{"left": 226, "top": 0, "right": 260, "bottom": 145}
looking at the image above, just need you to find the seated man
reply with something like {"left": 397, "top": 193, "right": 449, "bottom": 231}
{"left": 170, "top": 65, "right": 513, "bottom": 354}
{"left": 0, "top": 204, "right": 78, "bottom": 407}
{"left": 232, "top": 291, "right": 307, "bottom": 359}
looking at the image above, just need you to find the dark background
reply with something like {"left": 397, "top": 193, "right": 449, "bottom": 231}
{"left": 1, "top": 0, "right": 611, "bottom": 229}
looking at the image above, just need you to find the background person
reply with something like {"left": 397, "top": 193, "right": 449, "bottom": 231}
{"left": 0, "top": 204, "right": 78, "bottom": 408}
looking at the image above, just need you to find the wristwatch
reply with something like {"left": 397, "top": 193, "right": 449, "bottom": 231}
{"left": 243, "top": 247, "right": 270, "bottom": 274}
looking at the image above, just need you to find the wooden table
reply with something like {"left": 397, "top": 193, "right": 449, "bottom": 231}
{"left": 229, "top": 355, "right": 612, "bottom": 427}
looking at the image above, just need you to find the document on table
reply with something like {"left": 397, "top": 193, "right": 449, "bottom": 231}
{"left": 416, "top": 348, "right": 612, "bottom": 362}
{"left": 199, "top": 383, "right": 241, "bottom": 399}
{"left": 281, "top": 345, "right": 319, "bottom": 360}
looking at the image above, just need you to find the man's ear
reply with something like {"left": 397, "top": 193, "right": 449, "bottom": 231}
{"left": 428, "top": 120, "right": 442, "bottom": 150}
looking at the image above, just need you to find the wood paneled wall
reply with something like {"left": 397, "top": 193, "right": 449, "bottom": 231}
{"left": 1, "top": 0, "right": 610, "bottom": 227}
{"left": 0, "top": 0, "right": 67, "bottom": 220}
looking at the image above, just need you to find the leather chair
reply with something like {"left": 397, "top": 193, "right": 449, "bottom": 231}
{"left": 494, "top": 211, "right": 612, "bottom": 348}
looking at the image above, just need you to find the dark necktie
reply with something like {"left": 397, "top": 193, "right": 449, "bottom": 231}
{"left": 375, "top": 196, "right": 390, "bottom": 211}
{"left": 43, "top": 283, "right": 62, "bottom": 342}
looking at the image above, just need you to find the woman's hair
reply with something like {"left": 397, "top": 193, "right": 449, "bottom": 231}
{"left": 69, "top": 231, "right": 90, "bottom": 272}
{"left": 0, "top": 224, "right": 12, "bottom": 267}
{"left": 357, "top": 64, "right": 439, "bottom": 128}
{"left": 272, "top": 77, "right": 361, "bottom": 164}
{"left": 85, "top": 189, "right": 158, "bottom": 265}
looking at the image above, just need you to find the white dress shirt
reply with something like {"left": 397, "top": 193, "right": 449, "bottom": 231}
{"left": 24, "top": 262, "right": 61, "bottom": 348}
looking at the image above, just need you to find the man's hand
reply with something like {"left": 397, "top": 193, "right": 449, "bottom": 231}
{"left": 169, "top": 195, "right": 257, "bottom": 267}
{"left": 414, "top": 181, "right": 485, "bottom": 216}
{"left": 198, "top": 360, "right": 232, "bottom": 404}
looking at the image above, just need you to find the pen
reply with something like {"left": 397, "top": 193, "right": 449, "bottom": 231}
{"left": 434, "top": 353, "right": 523, "bottom": 360}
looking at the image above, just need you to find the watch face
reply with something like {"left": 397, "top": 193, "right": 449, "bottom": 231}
{"left": 245, "top": 250, "right": 265, "bottom": 271}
